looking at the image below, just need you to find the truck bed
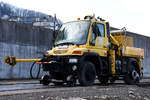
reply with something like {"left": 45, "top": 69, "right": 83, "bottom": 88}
{"left": 122, "top": 46, "right": 144, "bottom": 58}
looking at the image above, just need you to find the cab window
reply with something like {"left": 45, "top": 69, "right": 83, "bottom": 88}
{"left": 91, "top": 23, "right": 98, "bottom": 45}
{"left": 91, "top": 30, "right": 96, "bottom": 44}
{"left": 97, "top": 23, "right": 105, "bottom": 37}
{"left": 91, "top": 23, "right": 105, "bottom": 45}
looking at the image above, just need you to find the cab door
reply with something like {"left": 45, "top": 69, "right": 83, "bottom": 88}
{"left": 88, "top": 22, "right": 108, "bottom": 57}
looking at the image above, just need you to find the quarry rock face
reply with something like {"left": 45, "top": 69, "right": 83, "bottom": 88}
{"left": 0, "top": 2, "right": 62, "bottom": 28}
{"left": 0, "top": 2, "right": 47, "bottom": 21}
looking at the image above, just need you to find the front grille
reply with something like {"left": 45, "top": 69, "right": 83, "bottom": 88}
{"left": 48, "top": 56, "right": 69, "bottom": 63}
{"left": 46, "top": 56, "right": 81, "bottom": 63}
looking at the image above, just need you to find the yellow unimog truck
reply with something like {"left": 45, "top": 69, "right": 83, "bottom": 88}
{"left": 5, "top": 15, "right": 144, "bottom": 86}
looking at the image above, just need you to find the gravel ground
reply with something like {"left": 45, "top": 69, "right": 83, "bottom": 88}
{"left": 0, "top": 79, "right": 150, "bottom": 100}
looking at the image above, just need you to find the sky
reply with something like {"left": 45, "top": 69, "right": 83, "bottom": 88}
{"left": 1, "top": 0, "right": 150, "bottom": 36}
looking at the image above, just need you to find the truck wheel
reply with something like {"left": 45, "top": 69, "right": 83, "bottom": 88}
{"left": 41, "top": 75, "right": 50, "bottom": 85}
{"left": 98, "top": 76, "right": 109, "bottom": 84}
{"left": 79, "top": 61, "right": 96, "bottom": 86}
{"left": 124, "top": 63, "right": 139, "bottom": 85}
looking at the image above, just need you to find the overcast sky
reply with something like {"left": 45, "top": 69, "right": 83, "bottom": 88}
{"left": 1, "top": 0, "right": 150, "bottom": 36}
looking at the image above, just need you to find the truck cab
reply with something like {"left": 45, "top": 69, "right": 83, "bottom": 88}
{"left": 47, "top": 16, "right": 109, "bottom": 57}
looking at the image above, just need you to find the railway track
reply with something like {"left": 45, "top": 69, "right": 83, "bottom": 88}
{"left": 0, "top": 79, "right": 149, "bottom": 100}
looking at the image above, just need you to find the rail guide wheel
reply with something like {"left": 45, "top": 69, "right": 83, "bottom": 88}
{"left": 40, "top": 75, "right": 50, "bottom": 85}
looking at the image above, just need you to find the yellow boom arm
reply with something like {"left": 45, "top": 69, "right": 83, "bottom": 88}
{"left": 4, "top": 56, "right": 41, "bottom": 66}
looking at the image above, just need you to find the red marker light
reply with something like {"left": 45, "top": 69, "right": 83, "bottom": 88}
{"left": 72, "top": 51, "right": 82, "bottom": 54}
{"left": 77, "top": 18, "right": 80, "bottom": 20}
{"left": 46, "top": 52, "right": 49, "bottom": 55}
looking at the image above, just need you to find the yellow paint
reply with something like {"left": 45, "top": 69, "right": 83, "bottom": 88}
{"left": 109, "top": 34, "right": 119, "bottom": 46}
{"left": 138, "top": 59, "right": 142, "bottom": 74}
{"left": 4, "top": 56, "right": 41, "bottom": 66}
{"left": 16, "top": 59, "right": 41, "bottom": 62}
{"left": 110, "top": 50, "right": 116, "bottom": 74}
{"left": 112, "top": 35, "right": 134, "bottom": 48}
{"left": 122, "top": 46, "right": 144, "bottom": 59}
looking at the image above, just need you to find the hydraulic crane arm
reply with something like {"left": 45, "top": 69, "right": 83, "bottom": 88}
{"left": 4, "top": 56, "right": 41, "bottom": 66}
{"left": 109, "top": 34, "right": 119, "bottom": 47}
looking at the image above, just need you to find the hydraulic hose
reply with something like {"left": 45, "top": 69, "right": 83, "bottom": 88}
{"left": 30, "top": 61, "right": 41, "bottom": 79}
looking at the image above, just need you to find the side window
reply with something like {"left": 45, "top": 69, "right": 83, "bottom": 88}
{"left": 91, "top": 23, "right": 105, "bottom": 45}
{"left": 91, "top": 23, "right": 98, "bottom": 45}
{"left": 91, "top": 30, "right": 96, "bottom": 44}
{"left": 97, "top": 24, "right": 105, "bottom": 37}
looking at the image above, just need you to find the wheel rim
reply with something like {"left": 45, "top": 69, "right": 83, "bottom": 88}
{"left": 131, "top": 70, "right": 139, "bottom": 80}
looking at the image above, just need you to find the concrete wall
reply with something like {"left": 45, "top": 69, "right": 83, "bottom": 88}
{"left": 0, "top": 19, "right": 54, "bottom": 79}
{"left": 127, "top": 32, "right": 150, "bottom": 77}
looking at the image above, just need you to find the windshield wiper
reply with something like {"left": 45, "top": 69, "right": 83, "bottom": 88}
{"left": 54, "top": 42, "right": 75, "bottom": 46}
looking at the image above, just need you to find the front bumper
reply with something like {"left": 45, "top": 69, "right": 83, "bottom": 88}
{"left": 40, "top": 56, "right": 81, "bottom": 72}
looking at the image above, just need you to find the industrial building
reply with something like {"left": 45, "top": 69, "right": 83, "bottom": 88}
{"left": 126, "top": 31, "right": 150, "bottom": 77}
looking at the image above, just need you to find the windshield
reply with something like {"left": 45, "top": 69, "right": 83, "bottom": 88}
{"left": 55, "top": 21, "right": 90, "bottom": 45}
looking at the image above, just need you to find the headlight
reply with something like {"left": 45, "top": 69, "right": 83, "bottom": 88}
{"left": 69, "top": 58, "right": 78, "bottom": 63}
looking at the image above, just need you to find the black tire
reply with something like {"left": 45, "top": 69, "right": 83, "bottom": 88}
{"left": 124, "top": 62, "right": 140, "bottom": 85}
{"left": 98, "top": 76, "right": 109, "bottom": 84}
{"left": 41, "top": 75, "right": 50, "bottom": 85}
{"left": 79, "top": 61, "right": 96, "bottom": 86}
